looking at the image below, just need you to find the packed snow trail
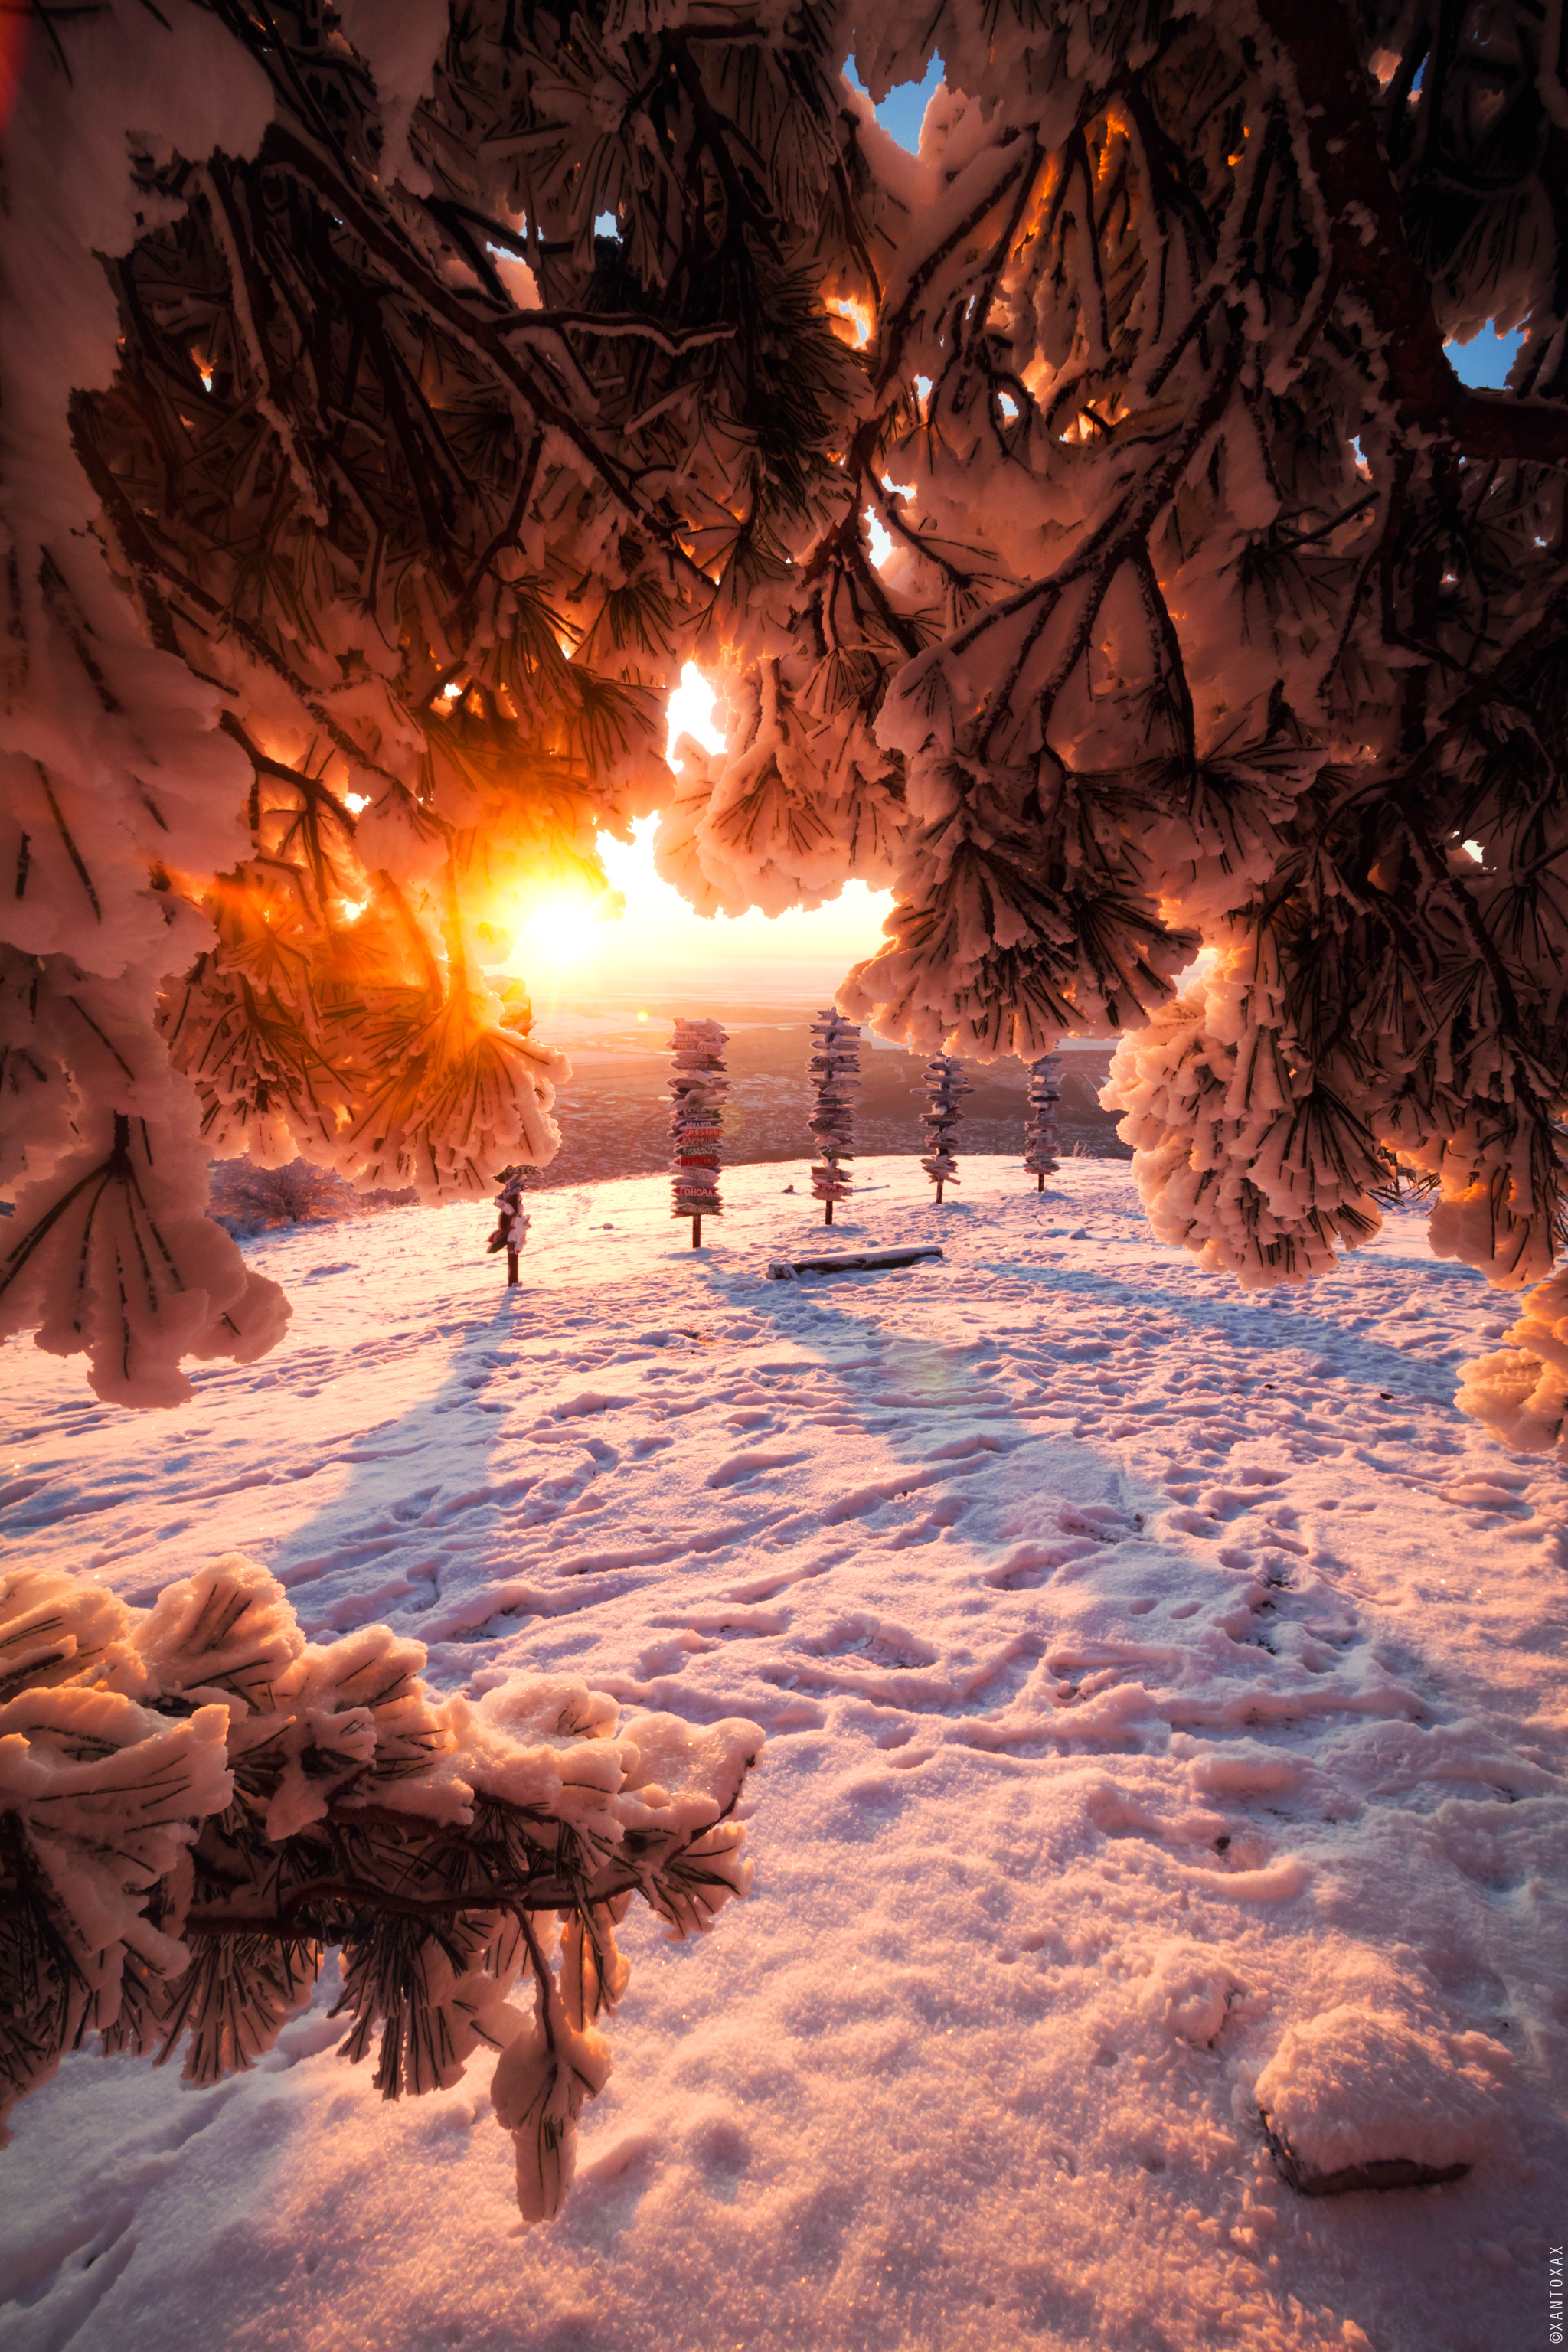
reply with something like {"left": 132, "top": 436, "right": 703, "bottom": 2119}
{"left": 1, "top": 1159, "right": 1562, "bottom": 2352}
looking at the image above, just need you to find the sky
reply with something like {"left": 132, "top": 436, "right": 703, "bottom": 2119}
{"left": 517, "top": 58, "right": 1524, "bottom": 1018}
{"left": 1446, "top": 325, "right": 1524, "bottom": 386}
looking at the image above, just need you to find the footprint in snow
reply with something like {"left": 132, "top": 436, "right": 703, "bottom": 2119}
{"left": 805, "top": 1613, "right": 937, "bottom": 1670}
{"left": 704, "top": 1448, "right": 811, "bottom": 1490}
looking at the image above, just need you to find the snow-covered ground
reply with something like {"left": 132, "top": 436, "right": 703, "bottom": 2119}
{"left": 2, "top": 1158, "right": 1563, "bottom": 2352}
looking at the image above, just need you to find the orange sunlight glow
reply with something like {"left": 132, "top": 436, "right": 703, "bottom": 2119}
{"left": 495, "top": 663, "right": 897, "bottom": 1008}
{"left": 521, "top": 899, "right": 601, "bottom": 963}
{"left": 826, "top": 296, "right": 873, "bottom": 348}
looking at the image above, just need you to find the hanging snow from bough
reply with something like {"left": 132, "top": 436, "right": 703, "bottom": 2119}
{"left": 807, "top": 1009, "right": 861, "bottom": 1226}
{"left": 1024, "top": 1054, "right": 1063, "bottom": 1191}
{"left": 0, "top": 1556, "right": 761, "bottom": 2230}
{"left": 668, "top": 1020, "right": 729, "bottom": 1247}
{"left": 918, "top": 1055, "right": 969, "bottom": 1206}
{"left": 0, "top": 1106, "right": 289, "bottom": 1410}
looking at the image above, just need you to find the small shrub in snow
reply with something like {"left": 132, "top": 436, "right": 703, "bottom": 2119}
{"left": 485, "top": 1165, "right": 533, "bottom": 1285}
{"left": 0, "top": 1560, "right": 760, "bottom": 2226}
{"left": 1455, "top": 1268, "right": 1568, "bottom": 1456}
{"left": 209, "top": 1156, "right": 358, "bottom": 1235}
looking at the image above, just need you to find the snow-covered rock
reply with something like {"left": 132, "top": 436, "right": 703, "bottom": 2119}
{"left": 1256, "top": 2006, "right": 1503, "bottom": 2195}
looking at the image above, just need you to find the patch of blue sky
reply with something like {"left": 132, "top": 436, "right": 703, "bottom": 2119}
{"left": 1446, "top": 327, "right": 1524, "bottom": 388}
{"left": 845, "top": 53, "right": 944, "bottom": 153}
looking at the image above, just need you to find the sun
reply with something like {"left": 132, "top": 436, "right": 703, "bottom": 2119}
{"left": 521, "top": 899, "right": 599, "bottom": 964}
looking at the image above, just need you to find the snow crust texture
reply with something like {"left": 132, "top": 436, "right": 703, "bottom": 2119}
{"left": 1, "top": 1159, "right": 1562, "bottom": 2352}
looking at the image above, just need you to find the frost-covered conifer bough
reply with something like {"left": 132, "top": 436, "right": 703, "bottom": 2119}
{"left": 918, "top": 1054, "right": 969, "bottom": 1205}
{"left": 1024, "top": 1054, "right": 1063, "bottom": 1191}
{"left": 0, "top": 0, "right": 878, "bottom": 1400}
{"left": 0, "top": 1559, "right": 760, "bottom": 2227}
{"left": 5, "top": 2, "right": 1568, "bottom": 1443}
{"left": 822, "top": 0, "right": 1568, "bottom": 1455}
{"left": 668, "top": 1020, "right": 728, "bottom": 1246}
{"left": 807, "top": 1009, "right": 861, "bottom": 1223}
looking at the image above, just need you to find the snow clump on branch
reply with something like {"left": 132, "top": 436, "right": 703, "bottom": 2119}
{"left": 0, "top": 1557, "right": 761, "bottom": 2226}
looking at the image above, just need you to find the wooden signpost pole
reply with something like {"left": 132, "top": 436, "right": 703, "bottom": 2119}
{"left": 668, "top": 1021, "right": 729, "bottom": 1251}
{"left": 808, "top": 1011, "right": 861, "bottom": 1227}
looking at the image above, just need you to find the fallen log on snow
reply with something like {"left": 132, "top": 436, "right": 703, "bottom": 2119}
{"left": 766, "top": 1246, "right": 944, "bottom": 1280}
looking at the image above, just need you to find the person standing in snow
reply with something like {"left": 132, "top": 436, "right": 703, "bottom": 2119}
{"left": 487, "top": 1168, "right": 531, "bottom": 1286}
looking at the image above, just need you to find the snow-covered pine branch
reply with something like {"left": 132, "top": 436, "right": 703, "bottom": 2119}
{"left": 0, "top": 1557, "right": 760, "bottom": 2226}
{"left": 1023, "top": 1054, "right": 1063, "bottom": 1190}
{"left": 668, "top": 1020, "right": 729, "bottom": 1246}
{"left": 830, "top": 2, "right": 1568, "bottom": 1443}
{"left": 0, "top": 1, "right": 877, "bottom": 1401}
{"left": 807, "top": 1009, "right": 861, "bottom": 1223}
{"left": 917, "top": 1054, "right": 969, "bottom": 1205}
{"left": 1455, "top": 1271, "right": 1568, "bottom": 1458}
{"left": 5, "top": 0, "right": 1568, "bottom": 1442}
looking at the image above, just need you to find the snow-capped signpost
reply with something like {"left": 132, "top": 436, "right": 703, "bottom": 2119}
{"left": 668, "top": 1020, "right": 729, "bottom": 1248}
{"left": 486, "top": 1166, "right": 531, "bottom": 1285}
{"left": 918, "top": 1055, "right": 969, "bottom": 1206}
{"left": 1024, "top": 1055, "right": 1063, "bottom": 1192}
{"left": 808, "top": 1009, "right": 861, "bottom": 1225}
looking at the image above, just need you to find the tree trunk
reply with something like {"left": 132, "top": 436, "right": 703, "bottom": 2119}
{"left": 506, "top": 1248, "right": 520, "bottom": 1287}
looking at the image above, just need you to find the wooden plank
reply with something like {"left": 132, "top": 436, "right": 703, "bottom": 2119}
{"left": 766, "top": 1245, "right": 944, "bottom": 1280}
